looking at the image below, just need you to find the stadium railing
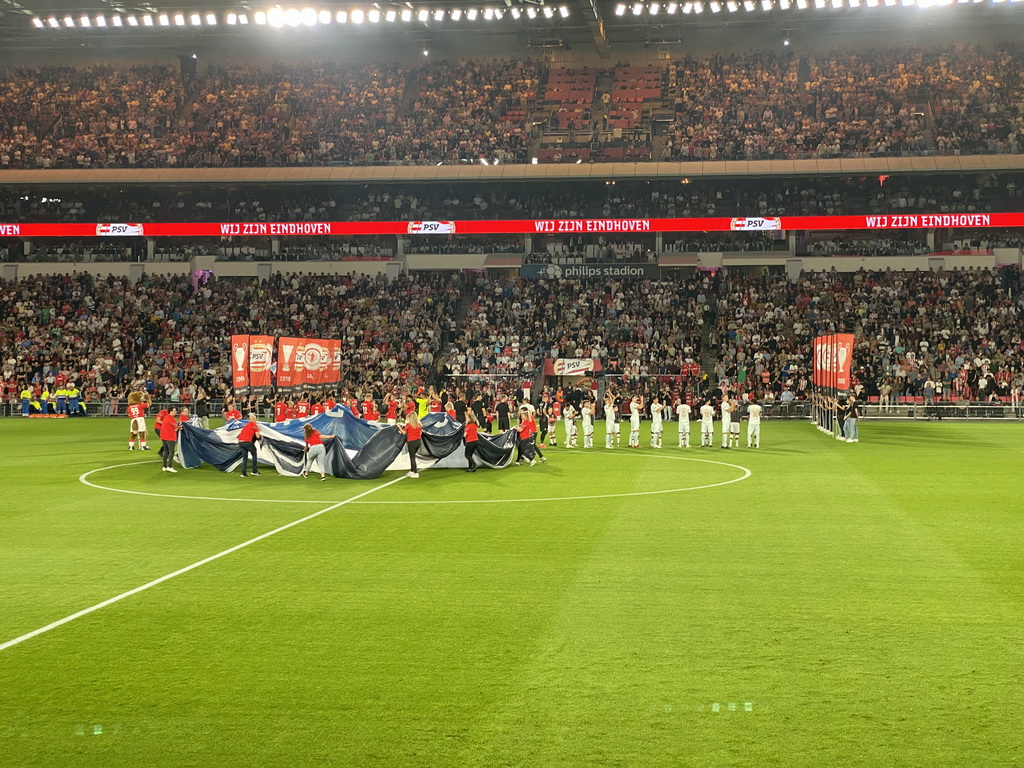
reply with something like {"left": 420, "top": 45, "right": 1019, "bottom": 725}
{"left": 863, "top": 403, "right": 1024, "bottom": 420}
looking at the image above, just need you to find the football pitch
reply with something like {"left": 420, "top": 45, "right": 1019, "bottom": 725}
{"left": 1, "top": 418, "right": 1022, "bottom": 766}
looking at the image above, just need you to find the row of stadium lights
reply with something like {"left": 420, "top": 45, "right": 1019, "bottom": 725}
{"left": 31, "top": 6, "right": 571, "bottom": 29}
{"left": 616, "top": 0, "right": 1019, "bottom": 12}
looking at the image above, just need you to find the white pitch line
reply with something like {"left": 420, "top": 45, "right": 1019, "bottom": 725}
{"left": 79, "top": 461, "right": 328, "bottom": 504}
{"left": 0, "top": 475, "right": 405, "bottom": 655}
{"left": 351, "top": 453, "right": 752, "bottom": 504}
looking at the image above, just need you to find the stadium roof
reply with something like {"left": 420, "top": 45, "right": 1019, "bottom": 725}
{"left": 0, "top": 0, "right": 1021, "bottom": 52}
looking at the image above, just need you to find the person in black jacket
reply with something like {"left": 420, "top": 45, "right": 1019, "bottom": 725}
{"left": 194, "top": 387, "right": 210, "bottom": 429}
{"left": 496, "top": 395, "right": 511, "bottom": 431}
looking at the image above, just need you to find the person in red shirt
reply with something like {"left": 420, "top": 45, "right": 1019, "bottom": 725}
{"left": 550, "top": 400, "right": 562, "bottom": 446}
{"left": 514, "top": 407, "right": 546, "bottom": 466}
{"left": 463, "top": 410, "right": 480, "bottom": 472}
{"left": 237, "top": 415, "right": 261, "bottom": 477}
{"left": 158, "top": 406, "right": 180, "bottom": 473}
{"left": 126, "top": 393, "right": 151, "bottom": 451}
{"left": 274, "top": 400, "right": 288, "bottom": 423}
{"left": 428, "top": 389, "right": 443, "bottom": 413}
{"left": 398, "top": 411, "right": 423, "bottom": 478}
{"left": 362, "top": 396, "right": 375, "bottom": 420}
{"left": 324, "top": 396, "right": 337, "bottom": 410}
{"left": 295, "top": 397, "right": 311, "bottom": 418}
{"left": 302, "top": 424, "right": 335, "bottom": 481}
{"left": 384, "top": 393, "right": 399, "bottom": 425}
{"left": 224, "top": 406, "right": 242, "bottom": 422}
{"left": 446, "top": 400, "right": 457, "bottom": 419}
{"left": 310, "top": 399, "right": 326, "bottom": 416}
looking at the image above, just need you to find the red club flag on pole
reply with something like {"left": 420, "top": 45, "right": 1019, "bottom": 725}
{"left": 248, "top": 335, "right": 275, "bottom": 396}
{"left": 230, "top": 335, "right": 250, "bottom": 396}
{"left": 300, "top": 339, "right": 331, "bottom": 391}
{"left": 835, "top": 333, "right": 855, "bottom": 397}
{"left": 276, "top": 337, "right": 301, "bottom": 395}
{"left": 326, "top": 338, "right": 342, "bottom": 389}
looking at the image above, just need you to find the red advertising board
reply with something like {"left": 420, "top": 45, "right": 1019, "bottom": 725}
{"left": 0, "top": 212, "right": 1019, "bottom": 238}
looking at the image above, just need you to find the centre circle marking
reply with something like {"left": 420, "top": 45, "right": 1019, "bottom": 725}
{"left": 80, "top": 453, "right": 752, "bottom": 505}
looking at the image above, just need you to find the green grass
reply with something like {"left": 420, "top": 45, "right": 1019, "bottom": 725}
{"left": 1, "top": 417, "right": 1023, "bottom": 766}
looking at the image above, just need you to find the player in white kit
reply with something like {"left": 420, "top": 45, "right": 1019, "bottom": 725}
{"left": 720, "top": 394, "right": 736, "bottom": 449}
{"left": 746, "top": 401, "right": 763, "bottom": 448}
{"left": 563, "top": 403, "right": 578, "bottom": 448}
{"left": 604, "top": 395, "right": 617, "bottom": 449}
{"left": 581, "top": 401, "right": 595, "bottom": 448}
{"left": 728, "top": 393, "right": 741, "bottom": 448}
{"left": 699, "top": 401, "right": 715, "bottom": 447}
{"left": 649, "top": 397, "right": 664, "bottom": 448}
{"left": 628, "top": 396, "right": 642, "bottom": 447}
{"left": 676, "top": 399, "right": 692, "bottom": 447}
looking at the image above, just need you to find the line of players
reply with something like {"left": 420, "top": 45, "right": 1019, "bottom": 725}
{"left": 541, "top": 390, "right": 763, "bottom": 450}
{"left": 124, "top": 384, "right": 765, "bottom": 460}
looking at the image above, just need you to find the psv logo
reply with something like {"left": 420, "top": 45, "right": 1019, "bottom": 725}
{"left": 249, "top": 342, "right": 273, "bottom": 372}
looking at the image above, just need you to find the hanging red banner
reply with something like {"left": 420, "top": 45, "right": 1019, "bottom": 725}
{"left": 230, "top": 335, "right": 250, "bottom": 396}
{"left": 247, "top": 335, "right": 275, "bottom": 396}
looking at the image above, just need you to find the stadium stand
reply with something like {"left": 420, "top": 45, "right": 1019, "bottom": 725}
{"left": 2, "top": 46, "right": 1023, "bottom": 170}
{"left": 0, "top": 271, "right": 461, "bottom": 408}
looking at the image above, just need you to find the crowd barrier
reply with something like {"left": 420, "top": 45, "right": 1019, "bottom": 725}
{"left": 864, "top": 403, "right": 1024, "bottom": 420}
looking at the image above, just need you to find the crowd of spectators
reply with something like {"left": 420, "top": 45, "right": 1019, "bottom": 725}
{"left": 0, "top": 59, "right": 541, "bottom": 169}
{"left": 663, "top": 234, "right": 779, "bottom": 253}
{"left": 808, "top": 237, "right": 932, "bottom": 257}
{"left": 710, "top": 266, "right": 1023, "bottom": 403}
{"left": 2, "top": 46, "right": 1023, "bottom": 172}
{"left": 3, "top": 263, "right": 1023, "bottom": 413}
{"left": 1, "top": 271, "right": 461, "bottom": 405}
{"left": 445, "top": 274, "right": 707, "bottom": 380}
{"left": 525, "top": 240, "right": 656, "bottom": 264}
{"left": 6, "top": 175, "right": 1024, "bottom": 233}
{"left": 666, "top": 45, "right": 1024, "bottom": 162}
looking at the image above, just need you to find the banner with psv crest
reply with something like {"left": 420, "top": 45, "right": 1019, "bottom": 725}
{"left": 232, "top": 335, "right": 342, "bottom": 396}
